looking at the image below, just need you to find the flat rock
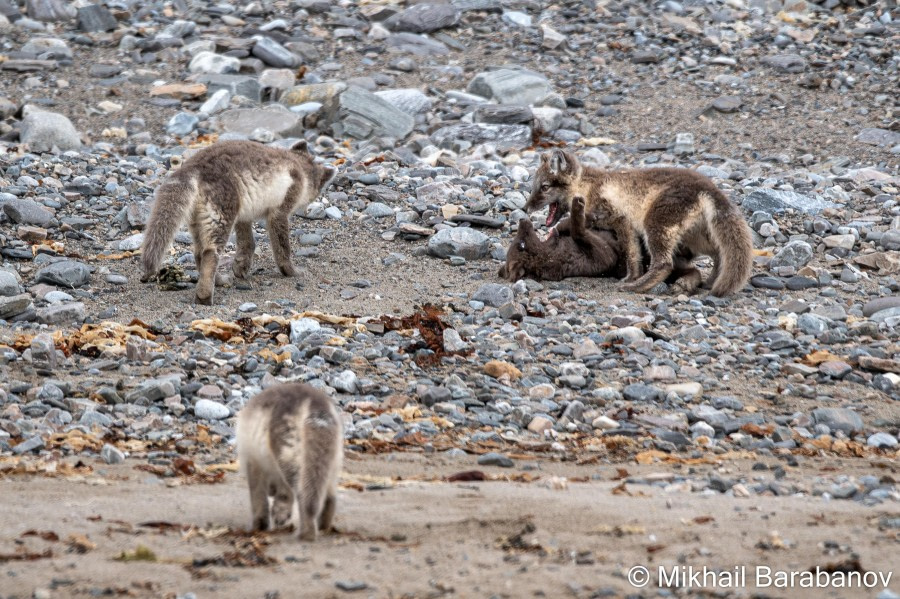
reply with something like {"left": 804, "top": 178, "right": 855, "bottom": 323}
{"left": 811, "top": 407, "right": 863, "bottom": 434}
{"left": 323, "top": 85, "right": 414, "bottom": 140}
{"left": 252, "top": 35, "right": 299, "bottom": 68}
{"left": 216, "top": 108, "right": 304, "bottom": 138}
{"left": 2, "top": 198, "right": 53, "bottom": 226}
{"left": 431, "top": 123, "right": 531, "bottom": 151}
{"left": 857, "top": 128, "right": 900, "bottom": 148}
{"left": 189, "top": 52, "right": 240, "bottom": 75}
{"left": 0, "top": 294, "right": 33, "bottom": 319}
{"left": 384, "top": 3, "right": 460, "bottom": 33}
{"left": 862, "top": 297, "right": 900, "bottom": 317}
{"left": 36, "top": 301, "right": 86, "bottom": 324}
{"left": 761, "top": 54, "right": 807, "bottom": 73}
{"left": 742, "top": 189, "right": 836, "bottom": 215}
{"left": 77, "top": 3, "right": 116, "bottom": 32}
{"left": 35, "top": 260, "right": 91, "bottom": 288}
{"left": 467, "top": 68, "right": 552, "bottom": 105}
{"left": 373, "top": 88, "right": 432, "bottom": 115}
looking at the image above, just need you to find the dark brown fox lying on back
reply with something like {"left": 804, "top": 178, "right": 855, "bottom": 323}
{"left": 499, "top": 197, "right": 625, "bottom": 282}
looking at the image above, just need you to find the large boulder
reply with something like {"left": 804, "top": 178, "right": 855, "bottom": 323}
{"left": 428, "top": 228, "right": 491, "bottom": 259}
{"left": 322, "top": 86, "right": 414, "bottom": 140}
{"left": 384, "top": 4, "right": 460, "bottom": 33}
{"left": 216, "top": 107, "right": 305, "bottom": 139}
{"left": 20, "top": 106, "right": 81, "bottom": 152}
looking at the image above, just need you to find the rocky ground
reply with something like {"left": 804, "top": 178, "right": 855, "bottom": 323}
{"left": 0, "top": 0, "right": 898, "bottom": 597}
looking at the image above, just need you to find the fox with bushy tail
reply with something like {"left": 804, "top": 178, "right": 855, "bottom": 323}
{"left": 140, "top": 140, "right": 335, "bottom": 304}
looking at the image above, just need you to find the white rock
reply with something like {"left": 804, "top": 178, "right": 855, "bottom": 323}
{"left": 194, "top": 399, "right": 230, "bottom": 420}
{"left": 189, "top": 51, "right": 240, "bottom": 75}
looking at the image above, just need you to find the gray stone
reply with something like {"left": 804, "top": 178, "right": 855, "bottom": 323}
{"left": 442, "top": 328, "right": 468, "bottom": 352}
{"left": 194, "top": 399, "right": 230, "bottom": 420}
{"left": 862, "top": 297, "right": 900, "bottom": 317}
{"left": 12, "top": 435, "right": 44, "bottom": 454}
{"left": 797, "top": 313, "right": 828, "bottom": 335}
{"left": 167, "top": 112, "right": 198, "bottom": 136}
{"left": 761, "top": 54, "right": 807, "bottom": 73}
{"left": 0, "top": 294, "right": 32, "bottom": 319}
{"left": 384, "top": 3, "right": 460, "bottom": 33}
{"left": 26, "top": 0, "right": 74, "bottom": 22}
{"left": 477, "top": 452, "right": 514, "bottom": 467}
{"left": 867, "top": 432, "right": 898, "bottom": 448}
{"left": 20, "top": 106, "right": 81, "bottom": 152}
{"left": 623, "top": 383, "right": 662, "bottom": 402}
{"left": 216, "top": 108, "right": 304, "bottom": 139}
{"left": 769, "top": 240, "right": 813, "bottom": 270}
{"left": 36, "top": 302, "right": 86, "bottom": 324}
{"left": 431, "top": 123, "right": 532, "bottom": 151}
{"left": 117, "top": 233, "right": 144, "bottom": 252}
{"left": 35, "top": 260, "right": 90, "bottom": 288}
{"left": 857, "top": 128, "right": 900, "bottom": 148}
{"left": 77, "top": 4, "right": 116, "bottom": 32}
{"left": 0, "top": 271, "right": 21, "bottom": 297}
{"left": 290, "top": 317, "right": 321, "bottom": 343}
{"left": 30, "top": 333, "right": 57, "bottom": 371}
{"left": 373, "top": 88, "right": 432, "bottom": 116}
{"left": 742, "top": 189, "right": 836, "bottom": 215}
{"left": 21, "top": 37, "right": 71, "bottom": 60}
{"left": 125, "top": 377, "right": 178, "bottom": 403}
{"left": 323, "top": 86, "right": 414, "bottom": 140}
{"left": 2, "top": 198, "right": 53, "bottom": 226}
{"left": 363, "top": 202, "right": 394, "bottom": 218}
{"left": 812, "top": 408, "right": 863, "bottom": 434}
{"left": 189, "top": 52, "right": 240, "bottom": 75}
{"left": 467, "top": 68, "right": 552, "bottom": 105}
{"left": 197, "top": 74, "right": 263, "bottom": 102}
{"left": 252, "top": 36, "right": 299, "bottom": 68}
{"left": 712, "top": 95, "right": 742, "bottom": 113}
{"left": 472, "top": 283, "right": 513, "bottom": 307}
{"left": 473, "top": 105, "right": 533, "bottom": 125}
{"left": 331, "top": 370, "right": 358, "bottom": 393}
{"left": 427, "top": 228, "right": 491, "bottom": 259}
{"left": 100, "top": 443, "right": 125, "bottom": 464}
{"left": 385, "top": 32, "right": 449, "bottom": 56}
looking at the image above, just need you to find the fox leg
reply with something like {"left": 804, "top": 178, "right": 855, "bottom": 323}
{"left": 269, "top": 477, "right": 295, "bottom": 529}
{"left": 622, "top": 229, "right": 678, "bottom": 293}
{"left": 233, "top": 221, "right": 256, "bottom": 279}
{"left": 246, "top": 460, "right": 270, "bottom": 531}
{"left": 194, "top": 215, "right": 233, "bottom": 305}
{"left": 569, "top": 197, "right": 587, "bottom": 240}
{"left": 318, "top": 492, "right": 337, "bottom": 534}
{"left": 266, "top": 211, "right": 298, "bottom": 277}
{"left": 620, "top": 227, "right": 644, "bottom": 282}
{"left": 668, "top": 255, "right": 703, "bottom": 295}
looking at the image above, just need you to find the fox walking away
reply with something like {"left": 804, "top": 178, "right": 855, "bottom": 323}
{"left": 236, "top": 383, "right": 343, "bottom": 542}
{"left": 140, "top": 140, "right": 335, "bottom": 305}
{"left": 526, "top": 149, "right": 753, "bottom": 297}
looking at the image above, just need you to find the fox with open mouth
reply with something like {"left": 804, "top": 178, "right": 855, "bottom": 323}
{"left": 525, "top": 149, "right": 753, "bottom": 297}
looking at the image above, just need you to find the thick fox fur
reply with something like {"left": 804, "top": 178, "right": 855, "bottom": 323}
{"left": 140, "top": 140, "right": 335, "bottom": 305}
{"left": 525, "top": 149, "right": 753, "bottom": 297}
{"left": 236, "top": 382, "right": 343, "bottom": 541}
{"left": 499, "top": 197, "right": 626, "bottom": 282}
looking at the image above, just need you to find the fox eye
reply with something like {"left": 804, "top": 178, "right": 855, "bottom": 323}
{"left": 541, "top": 183, "right": 550, "bottom": 191}
{"left": 517, "top": 241, "right": 526, "bottom": 250}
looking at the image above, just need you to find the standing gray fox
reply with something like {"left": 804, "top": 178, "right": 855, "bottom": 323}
{"left": 140, "top": 140, "right": 335, "bottom": 304}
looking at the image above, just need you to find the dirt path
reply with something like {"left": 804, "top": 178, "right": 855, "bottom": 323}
{"left": 1, "top": 453, "right": 897, "bottom": 599}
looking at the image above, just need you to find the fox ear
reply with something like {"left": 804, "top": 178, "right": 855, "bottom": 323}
{"left": 548, "top": 149, "right": 577, "bottom": 177}
{"left": 290, "top": 139, "right": 309, "bottom": 154}
{"left": 318, "top": 165, "right": 336, "bottom": 189}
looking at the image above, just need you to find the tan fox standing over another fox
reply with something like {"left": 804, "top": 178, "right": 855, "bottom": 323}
{"left": 236, "top": 383, "right": 343, "bottom": 541}
{"left": 140, "top": 140, "right": 335, "bottom": 304}
{"left": 526, "top": 149, "right": 753, "bottom": 296}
